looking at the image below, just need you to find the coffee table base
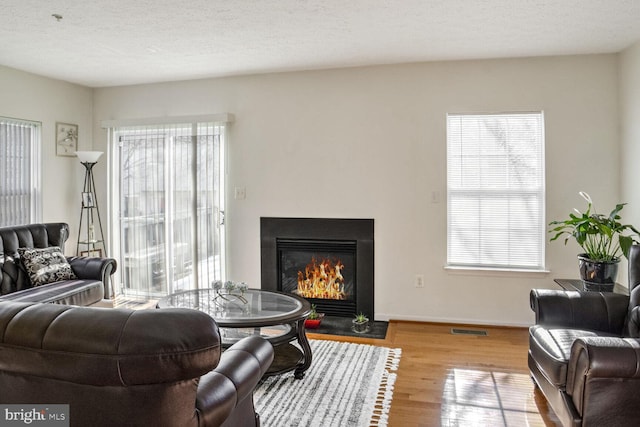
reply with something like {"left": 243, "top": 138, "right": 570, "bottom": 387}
{"left": 269, "top": 344, "right": 304, "bottom": 378}
{"left": 265, "top": 319, "right": 312, "bottom": 379}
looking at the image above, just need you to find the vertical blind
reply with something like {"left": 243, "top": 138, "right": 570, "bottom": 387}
{"left": 113, "top": 121, "right": 225, "bottom": 297}
{"left": 446, "top": 112, "right": 545, "bottom": 270}
{"left": 0, "top": 117, "right": 40, "bottom": 227}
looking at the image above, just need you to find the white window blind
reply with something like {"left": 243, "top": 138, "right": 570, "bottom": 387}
{"left": 446, "top": 112, "right": 545, "bottom": 270}
{"left": 0, "top": 117, "right": 40, "bottom": 226}
{"left": 110, "top": 121, "right": 226, "bottom": 298}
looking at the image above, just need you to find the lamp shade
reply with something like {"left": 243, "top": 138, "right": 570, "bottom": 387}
{"left": 75, "top": 151, "right": 103, "bottom": 163}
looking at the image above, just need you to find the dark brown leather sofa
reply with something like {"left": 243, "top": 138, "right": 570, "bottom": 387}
{"left": 529, "top": 245, "right": 640, "bottom": 426}
{"left": 0, "top": 301, "right": 274, "bottom": 427}
{"left": 0, "top": 223, "right": 116, "bottom": 304}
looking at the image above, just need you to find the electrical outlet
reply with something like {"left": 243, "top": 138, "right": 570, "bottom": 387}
{"left": 415, "top": 274, "right": 424, "bottom": 288}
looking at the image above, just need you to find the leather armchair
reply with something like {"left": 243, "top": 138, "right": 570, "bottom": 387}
{"left": 0, "top": 301, "right": 274, "bottom": 427}
{"left": 529, "top": 245, "right": 640, "bottom": 426}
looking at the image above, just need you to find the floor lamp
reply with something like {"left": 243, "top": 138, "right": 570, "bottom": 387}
{"left": 76, "top": 151, "right": 107, "bottom": 257}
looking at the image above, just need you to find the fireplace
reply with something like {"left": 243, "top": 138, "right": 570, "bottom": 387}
{"left": 260, "top": 218, "right": 374, "bottom": 318}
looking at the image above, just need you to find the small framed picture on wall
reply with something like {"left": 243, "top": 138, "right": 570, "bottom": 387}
{"left": 56, "top": 122, "right": 78, "bottom": 157}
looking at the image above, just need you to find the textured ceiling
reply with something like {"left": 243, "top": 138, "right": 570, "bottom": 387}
{"left": 1, "top": 0, "right": 640, "bottom": 88}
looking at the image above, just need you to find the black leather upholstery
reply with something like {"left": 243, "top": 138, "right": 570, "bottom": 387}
{"left": 0, "top": 301, "right": 274, "bottom": 427}
{"left": 529, "top": 245, "right": 640, "bottom": 426}
{"left": 0, "top": 223, "right": 117, "bottom": 304}
{"left": 530, "top": 289, "right": 629, "bottom": 333}
{"left": 0, "top": 279, "right": 105, "bottom": 305}
{"left": 529, "top": 326, "right": 606, "bottom": 387}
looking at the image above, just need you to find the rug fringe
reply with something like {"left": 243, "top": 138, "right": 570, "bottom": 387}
{"left": 385, "top": 347, "right": 402, "bottom": 371}
{"left": 369, "top": 348, "right": 401, "bottom": 427}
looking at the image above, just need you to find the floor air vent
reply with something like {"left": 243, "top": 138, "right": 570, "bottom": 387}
{"left": 451, "top": 328, "right": 488, "bottom": 336}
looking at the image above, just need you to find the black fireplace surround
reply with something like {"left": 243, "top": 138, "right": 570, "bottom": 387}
{"left": 260, "top": 217, "right": 374, "bottom": 318}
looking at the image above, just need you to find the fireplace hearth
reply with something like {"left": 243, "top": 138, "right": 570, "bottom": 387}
{"left": 260, "top": 218, "right": 374, "bottom": 318}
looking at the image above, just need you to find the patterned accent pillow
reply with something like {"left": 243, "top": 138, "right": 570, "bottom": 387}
{"left": 17, "top": 247, "right": 78, "bottom": 286}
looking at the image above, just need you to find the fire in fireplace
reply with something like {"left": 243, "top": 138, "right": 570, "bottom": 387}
{"left": 296, "top": 257, "right": 348, "bottom": 300}
{"left": 278, "top": 238, "right": 357, "bottom": 316}
{"left": 261, "top": 218, "right": 373, "bottom": 318}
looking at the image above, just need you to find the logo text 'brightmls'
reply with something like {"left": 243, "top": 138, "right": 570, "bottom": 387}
{"left": 0, "top": 405, "right": 68, "bottom": 426}
{"left": 4, "top": 408, "right": 46, "bottom": 424}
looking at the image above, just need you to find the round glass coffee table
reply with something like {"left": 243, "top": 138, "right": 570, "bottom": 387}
{"left": 157, "top": 288, "right": 313, "bottom": 379}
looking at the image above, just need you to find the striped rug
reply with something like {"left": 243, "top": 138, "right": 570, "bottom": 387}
{"left": 255, "top": 340, "right": 401, "bottom": 427}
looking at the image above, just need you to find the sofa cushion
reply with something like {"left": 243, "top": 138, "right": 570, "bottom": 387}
{"left": 529, "top": 325, "right": 617, "bottom": 388}
{"left": 17, "top": 246, "right": 77, "bottom": 286}
{"left": 0, "top": 279, "right": 104, "bottom": 306}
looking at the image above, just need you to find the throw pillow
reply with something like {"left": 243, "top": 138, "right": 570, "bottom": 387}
{"left": 17, "top": 247, "right": 77, "bottom": 286}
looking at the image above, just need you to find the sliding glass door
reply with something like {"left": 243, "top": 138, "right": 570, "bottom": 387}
{"left": 112, "top": 122, "right": 225, "bottom": 298}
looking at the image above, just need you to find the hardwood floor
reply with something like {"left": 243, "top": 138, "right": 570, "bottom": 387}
{"left": 307, "top": 321, "right": 561, "bottom": 427}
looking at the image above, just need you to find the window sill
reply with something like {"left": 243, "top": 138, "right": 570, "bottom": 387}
{"left": 444, "top": 265, "right": 550, "bottom": 278}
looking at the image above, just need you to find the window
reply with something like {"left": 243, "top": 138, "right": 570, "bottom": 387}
{"left": 446, "top": 112, "right": 545, "bottom": 270}
{"left": 108, "top": 119, "right": 227, "bottom": 297}
{"left": 0, "top": 117, "right": 41, "bottom": 226}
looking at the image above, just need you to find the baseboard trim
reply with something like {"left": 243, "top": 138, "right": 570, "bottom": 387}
{"left": 375, "top": 312, "right": 531, "bottom": 328}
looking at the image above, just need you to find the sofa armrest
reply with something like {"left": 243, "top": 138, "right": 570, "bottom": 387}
{"left": 67, "top": 256, "right": 117, "bottom": 297}
{"left": 195, "top": 336, "right": 274, "bottom": 426}
{"left": 566, "top": 337, "right": 640, "bottom": 420}
{"left": 530, "top": 289, "right": 628, "bottom": 333}
{"left": 627, "top": 305, "right": 640, "bottom": 337}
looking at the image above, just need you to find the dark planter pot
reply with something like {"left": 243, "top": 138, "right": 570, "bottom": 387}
{"left": 352, "top": 319, "right": 370, "bottom": 334}
{"left": 578, "top": 254, "right": 619, "bottom": 286}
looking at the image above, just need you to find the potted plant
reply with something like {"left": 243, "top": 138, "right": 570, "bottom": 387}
{"left": 352, "top": 312, "right": 370, "bottom": 333}
{"left": 549, "top": 191, "right": 640, "bottom": 285}
{"left": 304, "top": 304, "right": 324, "bottom": 329}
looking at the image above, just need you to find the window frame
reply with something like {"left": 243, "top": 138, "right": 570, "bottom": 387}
{"left": 0, "top": 116, "right": 42, "bottom": 227}
{"left": 104, "top": 116, "right": 230, "bottom": 298}
{"left": 446, "top": 111, "right": 546, "bottom": 272}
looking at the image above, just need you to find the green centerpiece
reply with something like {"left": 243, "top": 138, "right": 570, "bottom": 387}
{"left": 211, "top": 280, "right": 249, "bottom": 310}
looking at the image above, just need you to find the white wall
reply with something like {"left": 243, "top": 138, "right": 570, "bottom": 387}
{"left": 92, "top": 54, "right": 621, "bottom": 326}
{"left": 620, "top": 41, "right": 640, "bottom": 248}
{"left": 0, "top": 65, "right": 94, "bottom": 252}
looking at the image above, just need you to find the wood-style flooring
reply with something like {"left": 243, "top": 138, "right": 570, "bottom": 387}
{"left": 307, "top": 321, "right": 561, "bottom": 427}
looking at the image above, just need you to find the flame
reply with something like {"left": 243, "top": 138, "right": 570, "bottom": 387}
{"left": 297, "top": 257, "right": 347, "bottom": 300}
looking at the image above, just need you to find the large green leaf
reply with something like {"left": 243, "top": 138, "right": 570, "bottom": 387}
{"left": 549, "top": 194, "right": 639, "bottom": 260}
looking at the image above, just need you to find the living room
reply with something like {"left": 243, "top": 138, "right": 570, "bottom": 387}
{"left": 2, "top": 1, "right": 640, "bottom": 426}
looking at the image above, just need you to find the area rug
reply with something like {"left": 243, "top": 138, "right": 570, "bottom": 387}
{"left": 255, "top": 340, "right": 401, "bottom": 427}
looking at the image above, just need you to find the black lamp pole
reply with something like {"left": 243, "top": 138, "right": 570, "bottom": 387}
{"left": 76, "top": 157, "right": 106, "bottom": 257}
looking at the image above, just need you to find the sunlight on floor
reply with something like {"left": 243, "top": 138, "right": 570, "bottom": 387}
{"left": 440, "top": 368, "right": 547, "bottom": 427}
